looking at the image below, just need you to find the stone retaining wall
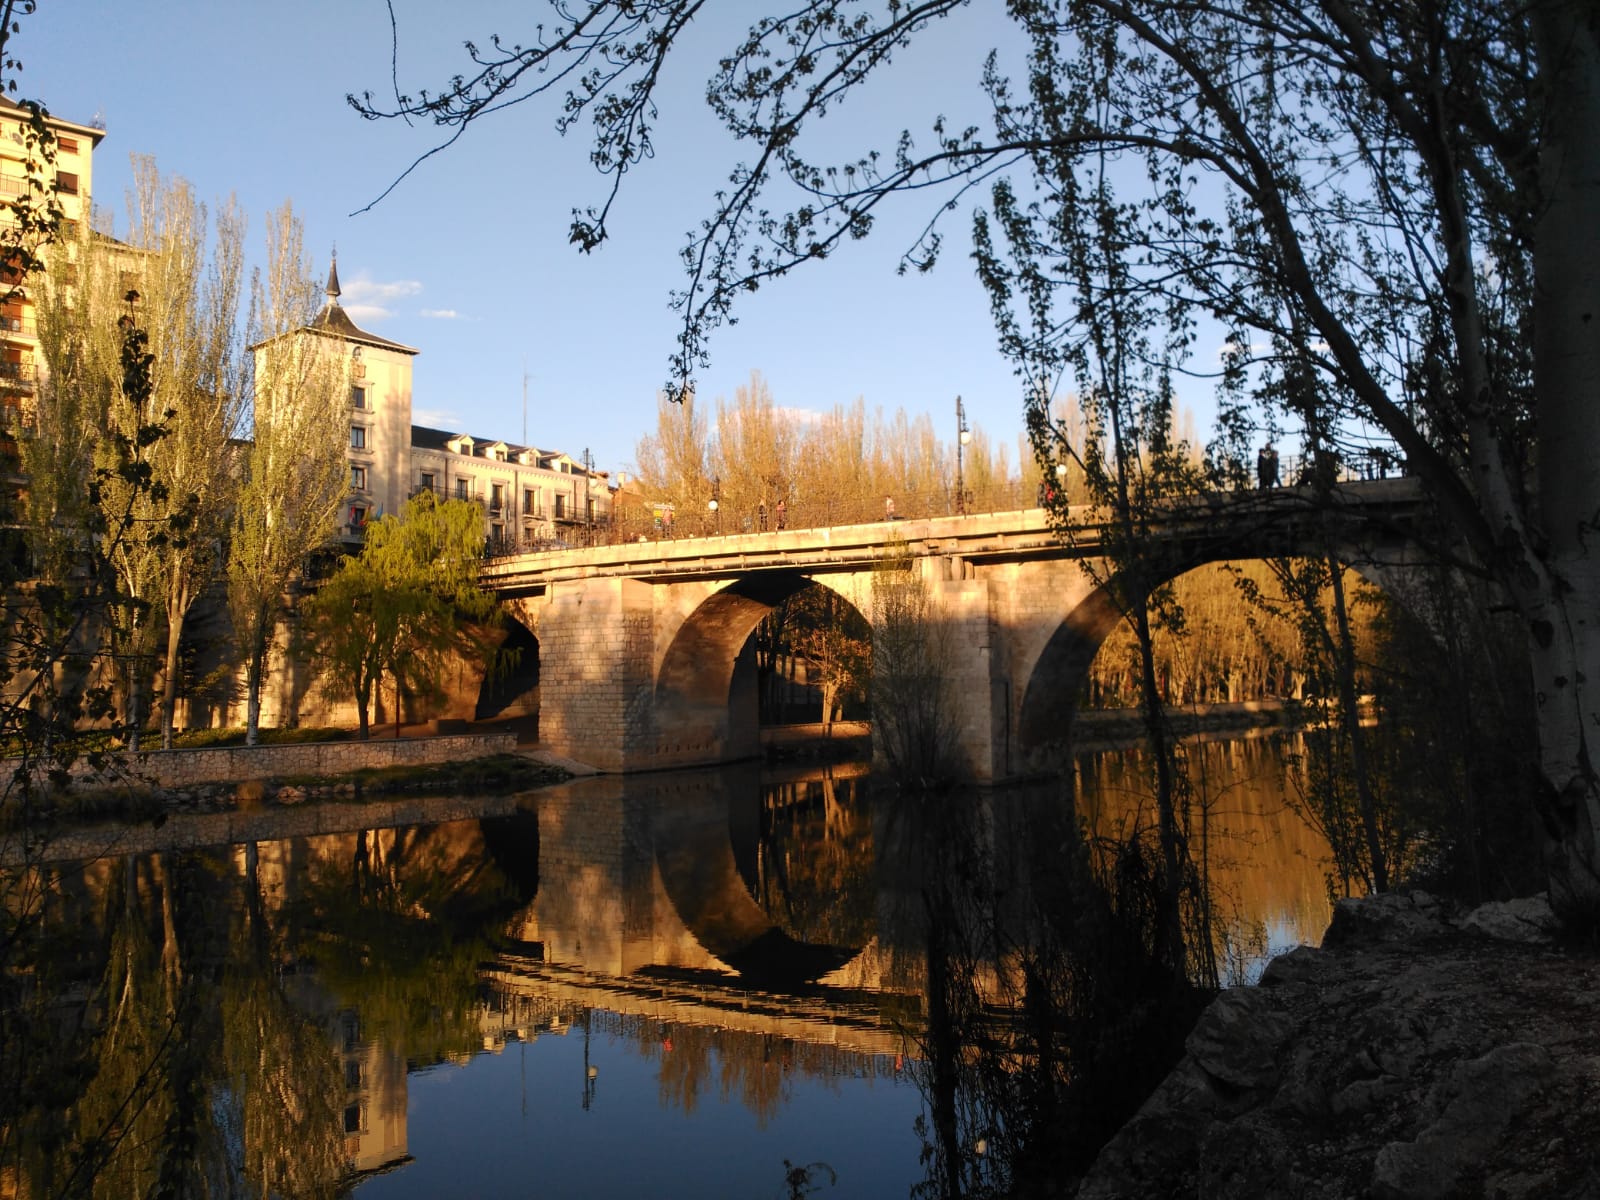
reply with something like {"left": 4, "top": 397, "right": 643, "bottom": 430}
{"left": 4, "top": 732, "right": 519, "bottom": 791}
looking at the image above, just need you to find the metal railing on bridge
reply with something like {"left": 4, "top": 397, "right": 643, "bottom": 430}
{"left": 483, "top": 446, "right": 1410, "bottom": 557}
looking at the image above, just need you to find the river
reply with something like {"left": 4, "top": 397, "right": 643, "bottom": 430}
{"left": 0, "top": 734, "right": 1333, "bottom": 1198}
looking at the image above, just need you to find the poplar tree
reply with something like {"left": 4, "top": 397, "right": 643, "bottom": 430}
{"left": 121, "top": 161, "right": 247, "bottom": 750}
{"left": 227, "top": 205, "right": 343, "bottom": 745}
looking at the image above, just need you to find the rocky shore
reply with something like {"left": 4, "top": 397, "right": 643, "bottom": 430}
{"left": 1076, "top": 892, "right": 1600, "bottom": 1199}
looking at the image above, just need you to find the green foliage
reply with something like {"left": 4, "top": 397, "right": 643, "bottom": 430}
{"left": 302, "top": 492, "right": 499, "bottom": 738}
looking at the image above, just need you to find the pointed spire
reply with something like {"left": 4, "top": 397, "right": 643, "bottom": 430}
{"left": 325, "top": 249, "right": 341, "bottom": 303}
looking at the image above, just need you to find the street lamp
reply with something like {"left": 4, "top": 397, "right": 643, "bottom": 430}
{"left": 708, "top": 476, "right": 721, "bottom": 534}
{"left": 582, "top": 446, "right": 594, "bottom": 545}
{"left": 955, "top": 395, "right": 972, "bottom": 515}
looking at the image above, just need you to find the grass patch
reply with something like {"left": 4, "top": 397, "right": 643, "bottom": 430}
{"left": 282, "top": 754, "right": 567, "bottom": 795}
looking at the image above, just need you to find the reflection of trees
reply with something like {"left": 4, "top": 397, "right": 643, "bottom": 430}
{"left": 899, "top": 788, "right": 1215, "bottom": 1199}
{"left": 756, "top": 775, "right": 876, "bottom": 948}
{"left": 0, "top": 815, "right": 538, "bottom": 1197}
{"left": 288, "top": 820, "right": 536, "bottom": 1069}
{"left": 576, "top": 1009, "right": 897, "bottom": 1130}
{"left": 0, "top": 849, "right": 348, "bottom": 1199}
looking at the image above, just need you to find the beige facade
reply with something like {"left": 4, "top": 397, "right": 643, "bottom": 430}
{"left": 0, "top": 97, "right": 105, "bottom": 437}
{"left": 294, "top": 266, "right": 612, "bottom": 550}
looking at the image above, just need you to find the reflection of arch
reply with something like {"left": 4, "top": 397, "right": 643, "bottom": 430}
{"left": 651, "top": 774, "right": 865, "bottom": 988}
{"left": 653, "top": 573, "right": 866, "bottom": 762}
{"left": 475, "top": 615, "right": 540, "bottom": 722}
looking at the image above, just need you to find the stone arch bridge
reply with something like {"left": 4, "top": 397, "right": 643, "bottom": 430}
{"left": 483, "top": 479, "right": 1426, "bottom": 782}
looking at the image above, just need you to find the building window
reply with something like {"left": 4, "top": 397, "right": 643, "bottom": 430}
{"left": 350, "top": 425, "right": 365, "bottom": 450}
{"left": 523, "top": 487, "right": 536, "bottom": 515}
{"left": 344, "top": 1058, "right": 363, "bottom": 1089}
{"left": 420, "top": 471, "right": 435, "bottom": 494}
{"left": 554, "top": 494, "right": 566, "bottom": 519}
{"left": 455, "top": 477, "right": 469, "bottom": 501}
{"left": 343, "top": 1105, "right": 362, "bottom": 1135}
{"left": 348, "top": 504, "right": 368, "bottom": 529}
{"left": 54, "top": 170, "right": 78, "bottom": 195}
{"left": 350, "top": 465, "right": 367, "bottom": 490}
{"left": 57, "top": 136, "right": 77, "bottom": 154}
{"left": 490, "top": 483, "right": 504, "bottom": 512}
{"left": 350, "top": 385, "right": 367, "bottom": 410}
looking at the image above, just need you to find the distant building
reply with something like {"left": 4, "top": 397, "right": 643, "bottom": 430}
{"left": 0, "top": 96, "right": 105, "bottom": 452}
{"left": 286, "top": 263, "right": 613, "bottom": 552}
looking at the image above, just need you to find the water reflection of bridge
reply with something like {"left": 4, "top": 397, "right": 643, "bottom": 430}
{"left": 479, "top": 954, "right": 916, "bottom": 1060}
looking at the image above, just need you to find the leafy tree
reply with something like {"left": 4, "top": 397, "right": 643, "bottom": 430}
{"left": 228, "top": 203, "right": 345, "bottom": 745}
{"left": 871, "top": 538, "right": 961, "bottom": 785}
{"left": 28, "top": 164, "right": 247, "bottom": 752}
{"left": 122, "top": 161, "right": 249, "bottom": 750}
{"left": 302, "top": 491, "right": 497, "bottom": 738}
{"left": 362, "top": 2, "right": 1600, "bottom": 919}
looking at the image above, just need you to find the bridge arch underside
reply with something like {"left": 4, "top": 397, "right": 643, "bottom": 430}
{"left": 474, "top": 613, "right": 540, "bottom": 723}
{"left": 652, "top": 573, "right": 861, "bottom": 770}
{"left": 1013, "top": 537, "right": 1426, "bottom": 774}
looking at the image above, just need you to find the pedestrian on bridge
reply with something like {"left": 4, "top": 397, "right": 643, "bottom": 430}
{"left": 884, "top": 495, "right": 896, "bottom": 520}
{"left": 1257, "top": 442, "right": 1279, "bottom": 489}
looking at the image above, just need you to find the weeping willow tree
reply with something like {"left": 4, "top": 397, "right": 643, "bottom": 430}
{"left": 228, "top": 204, "right": 345, "bottom": 745}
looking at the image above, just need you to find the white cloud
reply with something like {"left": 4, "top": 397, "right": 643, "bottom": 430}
{"left": 339, "top": 275, "right": 423, "bottom": 323}
{"left": 420, "top": 308, "right": 460, "bottom": 320}
{"left": 413, "top": 407, "right": 463, "bottom": 429}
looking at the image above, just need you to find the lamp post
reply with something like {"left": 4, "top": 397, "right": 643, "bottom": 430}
{"left": 955, "top": 395, "right": 972, "bottom": 515}
{"left": 582, "top": 446, "right": 594, "bottom": 545}
{"left": 708, "top": 476, "right": 721, "bottom": 535}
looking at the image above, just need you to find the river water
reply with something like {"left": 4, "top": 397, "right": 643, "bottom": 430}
{"left": 0, "top": 734, "right": 1332, "bottom": 1199}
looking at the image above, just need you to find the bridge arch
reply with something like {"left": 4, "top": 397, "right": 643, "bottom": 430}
{"left": 652, "top": 572, "right": 867, "bottom": 767}
{"left": 1014, "top": 533, "right": 1430, "bottom": 773}
{"left": 474, "top": 612, "right": 540, "bottom": 723}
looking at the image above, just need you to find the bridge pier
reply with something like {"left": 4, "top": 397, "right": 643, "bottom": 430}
{"left": 530, "top": 577, "right": 657, "bottom": 772}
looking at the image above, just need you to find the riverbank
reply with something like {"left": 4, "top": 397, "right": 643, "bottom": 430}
{"left": 1075, "top": 892, "right": 1597, "bottom": 1199}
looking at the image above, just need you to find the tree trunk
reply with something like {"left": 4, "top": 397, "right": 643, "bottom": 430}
{"left": 159, "top": 591, "right": 191, "bottom": 751}
{"left": 1327, "top": 557, "right": 1388, "bottom": 892}
{"left": 244, "top": 644, "right": 264, "bottom": 747}
{"left": 1530, "top": 0, "right": 1600, "bottom": 922}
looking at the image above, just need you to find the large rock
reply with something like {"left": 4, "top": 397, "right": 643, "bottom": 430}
{"left": 1074, "top": 893, "right": 1600, "bottom": 1198}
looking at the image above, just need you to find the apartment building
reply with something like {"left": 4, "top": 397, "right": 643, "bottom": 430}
{"left": 303, "top": 265, "right": 613, "bottom": 552}
{"left": 0, "top": 96, "right": 104, "bottom": 437}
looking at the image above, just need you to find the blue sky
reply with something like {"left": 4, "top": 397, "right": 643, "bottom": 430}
{"left": 18, "top": 2, "right": 1217, "bottom": 477}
